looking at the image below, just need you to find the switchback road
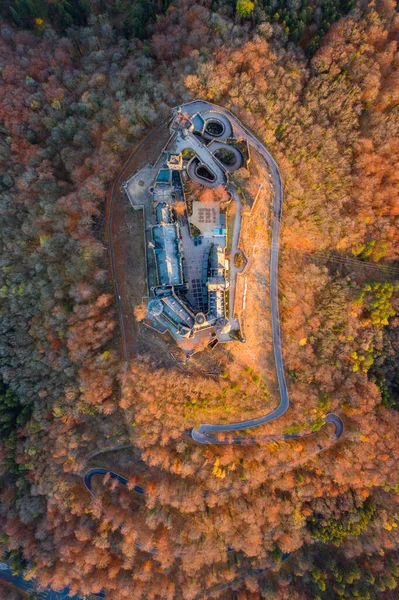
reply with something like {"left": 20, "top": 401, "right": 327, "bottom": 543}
{"left": 78, "top": 102, "right": 344, "bottom": 599}
{"left": 83, "top": 467, "right": 296, "bottom": 600}
{"left": 106, "top": 100, "right": 344, "bottom": 447}
{"left": 178, "top": 100, "right": 343, "bottom": 446}
{"left": 84, "top": 467, "right": 145, "bottom": 494}
{"left": 3, "top": 103, "right": 344, "bottom": 600}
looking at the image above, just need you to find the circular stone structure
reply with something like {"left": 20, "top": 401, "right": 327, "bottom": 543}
{"left": 214, "top": 148, "right": 236, "bottom": 165}
{"left": 195, "top": 312, "right": 206, "bottom": 325}
{"left": 200, "top": 111, "right": 233, "bottom": 140}
{"left": 148, "top": 299, "right": 163, "bottom": 317}
{"left": 204, "top": 118, "right": 225, "bottom": 137}
{"left": 196, "top": 164, "right": 216, "bottom": 182}
{"left": 210, "top": 142, "right": 244, "bottom": 173}
{"left": 187, "top": 157, "right": 222, "bottom": 188}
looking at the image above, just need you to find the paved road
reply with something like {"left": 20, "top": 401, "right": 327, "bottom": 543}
{"left": 80, "top": 103, "right": 344, "bottom": 599}
{"left": 104, "top": 101, "right": 344, "bottom": 446}
{"left": 225, "top": 184, "right": 242, "bottom": 332}
{"left": 178, "top": 101, "right": 344, "bottom": 446}
{"left": 3, "top": 104, "right": 345, "bottom": 600}
{"left": 0, "top": 561, "right": 89, "bottom": 600}
{"left": 84, "top": 468, "right": 157, "bottom": 555}
{"left": 0, "top": 127, "right": 170, "bottom": 600}
{"left": 83, "top": 467, "right": 293, "bottom": 599}
{"left": 83, "top": 469, "right": 235, "bottom": 554}
{"left": 84, "top": 467, "right": 145, "bottom": 495}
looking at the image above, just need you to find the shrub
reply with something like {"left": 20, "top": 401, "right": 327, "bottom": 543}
{"left": 236, "top": 0, "right": 255, "bottom": 18}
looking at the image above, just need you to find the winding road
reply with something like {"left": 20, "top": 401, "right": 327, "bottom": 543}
{"left": 84, "top": 467, "right": 145, "bottom": 495}
{"left": 83, "top": 467, "right": 290, "bottom": 600}
{"left": 102, "top": 99, "right": 345, "bottom": 450}
{"left": 0, "top": 561, "right": 93, "bottom": 600}
{"left": 83, "top": 102, "right": 344, "bottom": 597}
{"left": 2, "top": 103, "right": 344, "bottom": 600}
{"left": 175, "top": 101, "right": 343, "bottom": 445}
{"left": 78, "top": 101, "right": 344, "bottom": 599}
{"left": 105, "top": 99, "right": 344, "bottom": 446}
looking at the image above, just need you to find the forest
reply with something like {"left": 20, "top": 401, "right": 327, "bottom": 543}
{"left": 0, "top": 0, "right": 399, "bottom": 598}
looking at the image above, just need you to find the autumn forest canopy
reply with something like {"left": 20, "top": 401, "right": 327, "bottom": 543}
{"left": 0, "top": 0, "right": 399, "bottom": 598}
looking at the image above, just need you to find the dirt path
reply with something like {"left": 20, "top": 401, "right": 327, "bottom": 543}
{"left": 106, "top": 120, "right": 171, "bottom": 361}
